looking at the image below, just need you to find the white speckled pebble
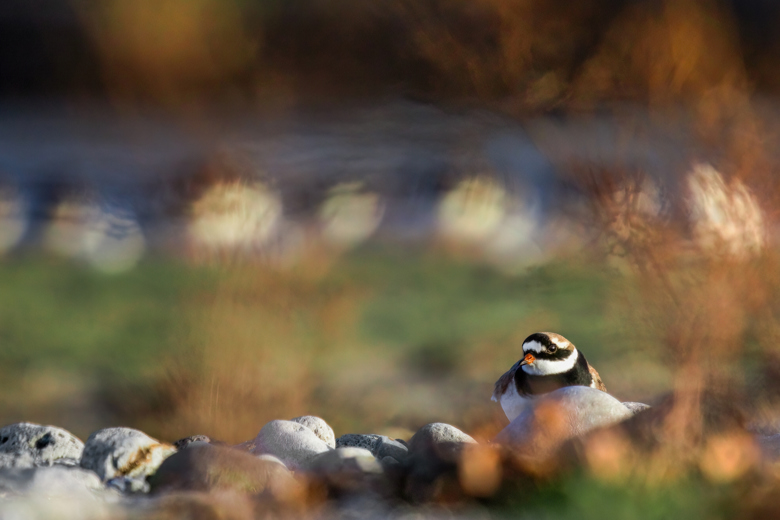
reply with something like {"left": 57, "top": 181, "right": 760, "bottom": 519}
{"left": 291, "top": 416, "right": 336, "bottom": 449}
{"left": 251, "top": 420, "right": 332, "bottom": 470}
{"left": 0, "top": 423, "right": 84, "bottom": 468}
{"left": 80, "top": 427, "right": 176, "bottom": 482}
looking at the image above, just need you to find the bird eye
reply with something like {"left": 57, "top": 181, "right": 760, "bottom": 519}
{"left": 548, "top": 345, "right": 557, "bottom": 354}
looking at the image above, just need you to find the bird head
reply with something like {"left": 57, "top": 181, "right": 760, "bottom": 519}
{"left": 519, "top": 332, "right": 579, "bottom": 376}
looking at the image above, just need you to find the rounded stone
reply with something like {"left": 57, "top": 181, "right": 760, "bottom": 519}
{"left": 80, "top": 427, "right": 176, "bottom": 481}
{"left": 308, "top": 447, "right": 385, "bottom": 495}
{"left": 623, "top": 402, "right": 652, "bottom": 415}
{"left": 0, "top": 423, "right": 84, "bottom": 468}
{"left": 495, "top": 386, "right": 633, "bottom": 457}
{"left": 409, "top": 423, "right": 476, "bottom": 460}
{"left": 291, "top": 416, "right": 336, "bottom": 449}
{"left": 404, "top": 424, "right": 477, "bottom": 503}
{"left": 251, "top": 420, "right": 332, "bottom": 470}
{"left": 150, "top": 443, "right": 297, "bottom": 496}
{"left": 308, "top": 447, "right": 382, "bottom": 475}
{"left": 336, "top": 434, "right": 409, "bottom": 461}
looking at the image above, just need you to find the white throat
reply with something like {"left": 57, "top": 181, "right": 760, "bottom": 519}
{"left": 521, "top": 347, "right": 579, "bottom": 376}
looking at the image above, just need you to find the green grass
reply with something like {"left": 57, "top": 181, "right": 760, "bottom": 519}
{"left": 496, "top": 472, "right": 736, "bottom": 520}
{"left": 352, "top": 248, "right": 615, "bottom": 369}
{"left": 0, "top": 256, "right": 213, "bottom": 377}
{"left": 0, "top": 248, "right": 655, "bottom": 439}
{"left": 0, "top": 249, "right": 615, "bottom": 379}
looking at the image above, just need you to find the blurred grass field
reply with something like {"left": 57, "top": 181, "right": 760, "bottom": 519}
{"left": 0, "top": 247, "right": 673, "bottom": 443}
{"left": 4, "top": 234, "right": 780, "bottom": 520}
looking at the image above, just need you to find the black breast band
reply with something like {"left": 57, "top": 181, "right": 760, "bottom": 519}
{"left": 514, "top": 351, "right": 594, "bottom": 396}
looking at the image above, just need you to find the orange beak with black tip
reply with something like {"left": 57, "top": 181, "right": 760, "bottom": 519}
{"left": 518, "top": 353, "right": 535, "bottom": 366}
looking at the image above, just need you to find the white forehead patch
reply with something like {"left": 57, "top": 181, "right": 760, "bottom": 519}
{"left": 522, "top": 348, "right": 579, "bottom": 376}
{"left": 522, "top": 340, "right": 544, "bottom": 353}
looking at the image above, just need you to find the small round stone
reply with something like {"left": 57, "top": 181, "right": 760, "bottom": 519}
{"left": 408, "top": 423, "right": 476, "bottom": 460}
{"left": 0, "top": 423, "right": 84, "bottom": 468}
{"left": 308, "top": 447, "right": 382, "bottom": 475}
{"left": 336, "top": 434, "right": 409, "bottom": 461}
{"left": 251, "top": 420, "right": 332, "bottom": 470}
{"left": 150, "top": 443, "right": 297, "bottom": 495}
{"left": 291, "top": 416, "right": 336, "bottom": 449}
{"left": 80, "top": 427, "right": 176, "bottom": 481}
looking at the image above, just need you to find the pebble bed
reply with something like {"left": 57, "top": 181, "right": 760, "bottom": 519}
{"left": 4, "top": 386, "right": 757, "bottom": 520}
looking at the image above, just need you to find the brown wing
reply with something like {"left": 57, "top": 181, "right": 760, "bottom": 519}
{"left": 492, "top": 361, "right": 520, "bottom": 402}
{"left": 589, "top": 364, "right": 607, "bottom": 392}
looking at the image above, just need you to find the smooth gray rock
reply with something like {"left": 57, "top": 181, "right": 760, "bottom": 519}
{"left": 0, "top": 466, "right": 103, "bottom": 497}
{"left": 309, "top": 447, "right": 382, "bottom": 475}
{"left": 404, "top": 424, "right": 477, "bottom": 503}
{"left": 408, "top": 423, "right": 476, "bottom": 460}
{"left": 251, "top": 420, "right": 332, "bottom": 470}
{"left": 495, "top": 386, "right": 633, "bottom": 456}
{"left": 308, "top": 447, "right": 384, "bottom": 494}
{"left": 336, "top": 434, "right": 409, "bottom": 461}
{"left": 149, "top": 444, "right": 297, "bottom": 495}
{"left": 0, "top": 423, "right": 84, "bottom": 468}
{"left": 80, "top": 427, "right": 176, "bottom": 481}
{"left": 622, "top": 402, "right": 652, "bottom": 415}
{"left": 291, "top": 416, "right": 336, "bottom": 449}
